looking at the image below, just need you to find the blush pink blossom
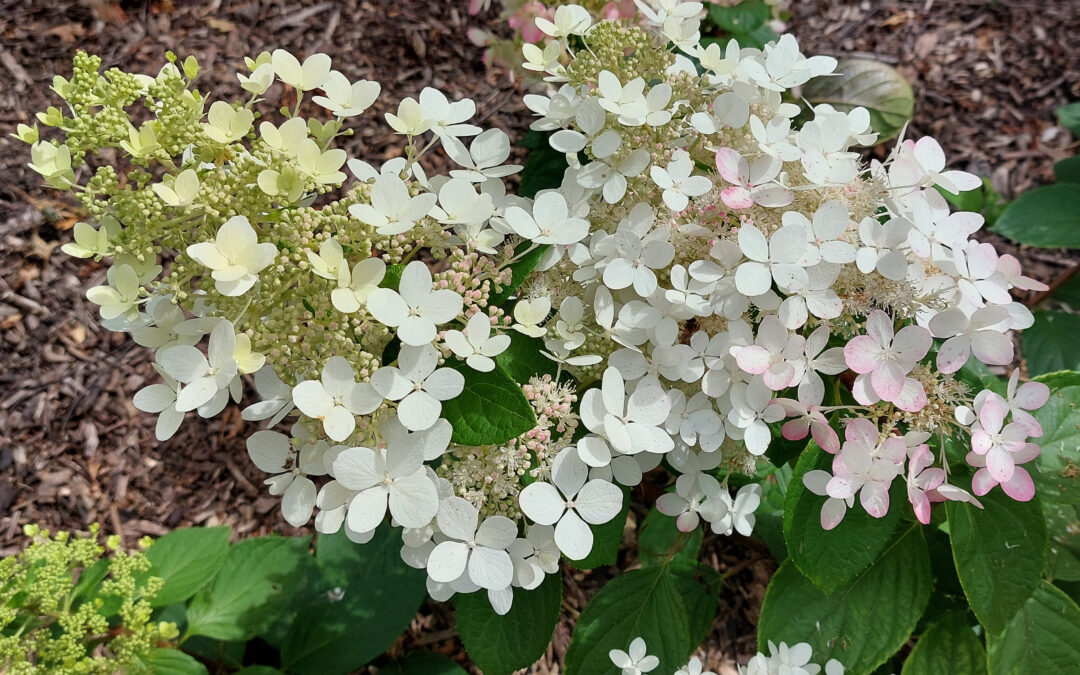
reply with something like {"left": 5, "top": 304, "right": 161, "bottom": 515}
{"left": 844, "top": 310, "right": 931, "bottom": 408}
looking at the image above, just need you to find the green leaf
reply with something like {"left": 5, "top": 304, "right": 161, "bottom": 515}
{"left": 1044, "top": 502, "right": 1080, "bottom": 582}
{"left": 564, "top": 567, "right": 698, "bottom": 675}
{"left": 439, "top": 361, "right": 537, "bottom": 446}
{"left": 1057, "top": 101, "right": 1080, "bottom": 136}
{"left": 1054, "top": 155, "right": 1080, "bottom": 184}
{"left": 1023, "top": 311, "right": 1080, "bottom": 376}
{"left": 670, "top": 569, "right": 718, "bottom": 647}
{"left": 489, "top": 242, "right": 550, "bottom": 308}
{"left": 382, "top": 652, "right": 468, "bottom": 674}
{"left": 784, "top": 441, "right": 904, "bottom": 593}
{"left": 802, "top": 58, "right": 914, "bottom": 141}
{"left": 495, "top": 331, "right": 558, "bottom": 385}
{"left": 145, "top": 526, "right": 231, "bottom": 607}
{"left": 145, "top": 648, "right": 209, "bottom": 675}
{"left": 280, "top": 526, "right": 428, "bottom": 675}
{"left": 381, "top": 264, "right": 404, "bottom": 291}
{"left": 758, "top": 527, "right": 932, "bottom": 674}
{"left": 946, "top": 489, "right": 1048, "bottom": 634}
{"left": 638, "top": 507, "right": 703, "bottom": 570}
{"left": 185, "top": 535, "right": 312, "bottom": 641}
{"left": 234, "top": 669, "right": 287, "bottom": 675}
{"left": 987, "top": 581, "right": 1080, "bottom": 674}
{"left": 179, "top": 635, "right": 245, "bottom": 670}
{"left": 455, "top": 571, "right": 562, "bottom": 675}
{"left": 570, "top": 486, "right": 629, "bottom": 569}
{"left": 518, "top": 131, "right": 567, "bottom": 199}
{"left": 1051, "top": 274, "right": 1080, "bottom": 310}
{"left": 902, "top": 610, "right": 987, "bottom": 675}
{"left": 1034, "top": 370, "right": 1080, "bottom": 390}
{"left": 1031, "top": 384, "right": 1080, "bottom": 503}
{"left": 71, "top": 558, "right": 110, "bottom": 604}
{"left": 706, "top": 1, "right": 777, "bottom": 48}
{"left": 991, "top": 185, "right": 1080, "bottom": 248}
{"left": 935, "top": 184, "right": 986, "bottom": 212}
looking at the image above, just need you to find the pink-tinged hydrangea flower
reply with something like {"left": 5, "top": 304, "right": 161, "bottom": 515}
{"left": 929, "top": 305, "right": 1014, "bottom": 373}
{"left": 967, "top": 441, "right": 1040, "bottom": 502}
{"left": 905, "top": 444, "right": 945, "bottom": 524}
{"left": 969, "top": 392, "right": 1032, "bottom": 484}
{"left": 774, "top": 397, "right": 840, "bottom": 454}
{"left": 984, "top": 370, "right": 1050, "bottom": 438}
{"left": 826, "top": 418, "right": 906, "bottom": 518}
{"left": 802, "top": 469, "right": 852, "bottom": 530}
{"left": 844, "top": 310, "right": 931, "bottom": 409}
{"left": 714, "top": 147, "right": 793, "bottom": 210}
{"left": 734, "top": 315, "right": 806, "bottom": 391}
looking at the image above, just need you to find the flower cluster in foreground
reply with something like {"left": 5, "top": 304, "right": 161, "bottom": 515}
{"left": 610, "top": 636, "right": 844, "bottom": 675}
{"left": 21, "top": 0, "right": 1050, "bottom": 616}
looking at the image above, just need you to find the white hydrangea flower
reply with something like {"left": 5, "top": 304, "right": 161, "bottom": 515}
{"left": 61, "top": 217, "right": 121, "bottom": 259}
{"left": 151, "top": 168, "right": 200, "bottom": 206}
{"left": 203, "top": 101, "right": 255, "bottom": 144}
{"left": 649, "top": 150, "right": 712, "bottom": 212}
{"left": 610, "top": 637, "right": 659, "bottom": 675}
{"left": 312, "top": 71, "right": 380, "bottom": 117}
{"left": 504, "top": 192, "right": 590, "bottom": 246}
{"left": 427, "top": 497, "right": 516, "bottom": 590}
{"left": 86, "top": 264, "right": 142, "bottom": 322}
{"left": 535, "top": 4, "right": 592, "bottom": 38}
{"left": 271, "top": 49, "right": 331, "bottom": 91}
{"left": 330, "top": 258, "right": 387, "bottom": 314}
{"left": 292, "top": 356, "right": 382, "bottom": 442}
{"left": 348, "top": 174, "right": 437, "bottom": 236}
{"left": 372, "top": 344, "right": 464, "bottom": 432}
{"left": 246, "top": 430, "right": 326, "bottom": 527}
{"left": 676, "top": 656, "right": 717, "bottom": 675}
{"left": 186, "top": 216, "right": 278, "bottom": 297}
{"left": 157, "top": 320, "right": 239, "bottom": 413}
{"left": 577, "top": 368, "right": 673, "bottom": 468}
{"left": 331, "top": 439, "right": 439, "bottom": 533}
{"left": 518, "top": 448, "right": 623, "bottom": 560}
{"left": 444, "top": 313, "right": 511, "bottom": 372}
{"left": 132, "top": 365, "right": 185, "bottom": 441}
{"left": 367, "top": 261, "right": 463, "bottom": 346}
{"left": 446, "top": 128, "right": 521, "bottom": 182}
{"left": 241, "top": 366, "right": 296, "bottom": 427}
{"left": 512, "top": 296, "right": 551, "bottom": 338}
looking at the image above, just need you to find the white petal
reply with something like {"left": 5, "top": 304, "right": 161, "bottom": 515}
{"left": 573, "top": 480, "right": 623, "bottom": 524}
{"left": 427, "top": 541, "right": 469, "bottom": 583}
{"left": 554, "top": 510, "right": 594, "bottom": 560}
{"left": 518, "top": 481, "right": 565, "bottom": 525}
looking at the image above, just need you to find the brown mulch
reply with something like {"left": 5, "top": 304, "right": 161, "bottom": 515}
{"left": 0, "top": 1, "right": 1078, "bottom": 673}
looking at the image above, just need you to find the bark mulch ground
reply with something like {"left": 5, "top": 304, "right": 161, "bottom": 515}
{"left": 0, "top": 1, "right": 1077, "bottom": 672}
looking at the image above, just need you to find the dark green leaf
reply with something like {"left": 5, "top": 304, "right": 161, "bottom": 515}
{"left": 145, "top": 648, "right": 209, "bottom": 675}
{"left": 440, "top": 361, "right": 538, "bottom": 446}
{"left": 1044, "top": 502, "right": 1080, "bottom": 582}
{"left": 279, "top": 526, "right": 428, "bottom": 675}
{"left": 784, "top": 442, "right": 904, "bottom": 593}
{"left": 570, "top": 486, "right": 629, "bottom": 569}
{"left": 179, "top": 636, "right": 245, "bottom": 670}
{"left": 1034, "top": 371, "right": 1080, "bottom": 389}
{"left": 234, "top": 669, "right": 287, "bottom": 675}
{"left": 71, "top": 558, "right": 110, "bottom": 604}
{"left": 1057, "top": 102, "right": 1080, "bottom": 136}
{"left": 987, "top": 581, "right": 1080, "bottom": 674}
{"left": 1054, "top": 155, "right": 1080, "bottom": 184}
{"left": 670, "top": 569, "right": 718, "bottom": 647}
{"left": 381, "top": 264, "right": 404, "bottom": 291}
{"left": 758, "top": 527, "right": 932, "bottom": 674}
{"left": 185, "top": 536, "right": 312, "bottom": 641}
{"left": 145, "top": 526, "right": 231, "bottom": 607}
{"left": 489, "top": 242, "right": 550, "bottom": 308}
{"left": 946, "top": 489, "right": 1048, "bottom": 634}
{"left": 991, "top": 185, "right": 1080, "bottom": 248}
{"left": 1050, "top": 274, "right": 1080, "bottom": 310}
{"left": 381, "top": 652, "right": 469, "bottom": 675}
{"left": 1031, "top": 384, "right": 1080, "bottom": 503}
{"left": 638, "top": 507, "right": 703, "bottom": 570}
{"left": 494, "top": 330, "right": 558, "bottom": 385}
{"left": 935, "top": 184, "right": 986, "bottom": 212}
{"left": 707, "top": 1, "right": 770, "bottom": 32}
{"left": 564, "top": 567, "right": 697, "bottom": 675}
{"left": 1023, "top": 311, "right": 1080, "bottom": 376}
{"left": 802, "top": 58, "right": 914, "bottom": 141}
{"left": 902, "top": 610, "right": 987, "bottom": 675}
{"left": 518, "top": 131, "right": 567, "bottom": 199}
{"left": 455, "top": 571, "right": 562, "bottom": 675}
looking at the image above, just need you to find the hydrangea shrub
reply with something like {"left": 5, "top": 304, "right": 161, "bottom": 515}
{"left": 18, "top": 0, "right": 1080, "bottom": 673}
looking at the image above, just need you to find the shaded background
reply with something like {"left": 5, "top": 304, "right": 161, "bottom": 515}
{"left": 0, "top": 0, "right": 1077, "bottom": 670}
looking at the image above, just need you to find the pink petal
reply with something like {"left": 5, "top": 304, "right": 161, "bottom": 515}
{"left": 971, "top": 468, "right": 995, "bottom": 496}
{"left": 811, "top": 421, "right": 841, "bottom": 454}
{"left": 892, "top": 378, "right": 928, "bottom": 413}
{"left": 715, "top": 148, "right": 746, "bottom": 185}
{"left": 910, "top": 490, "right": 932, "bottom": 524}
{"left": 985, "top": 445, "right": 1016, "bottom": 483}
{"left": 936, "top": 335, "right": 970, "bottom": 374}
{"left": 871, "top": 361, "right": 906, "bottom": 401}
{"left": 1015, "top": 381, "right": 1050, "bottom": 410}
{"left": 864, "top": 310, "right": 894, "bottom": 347}
{"left": 721, "top": 186, "right": 753, "bottom": 209}
{"left": 971, "top": 332, "right": 1013, "bottom": 366}
{"left": 1001, "top": 467, "right": 1035, "bottom": 502}
{"left": 782, "top": 418, "right": 810, "bottom": 442}
{"left": 820, "top": 498, "right": 847, "bottom": 530}
{"left": 735, "top": 346, "right": 772, "bottom": 375}
{"left": 860, "top": 482, "right": 891, "bottom": 518}
{"left": 844, "top": 336, "right": 881, "bottom": 374}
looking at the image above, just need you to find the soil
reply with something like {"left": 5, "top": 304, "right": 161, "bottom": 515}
{"left": 0, "top": 1, "right": 1077, "bottom": 673}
